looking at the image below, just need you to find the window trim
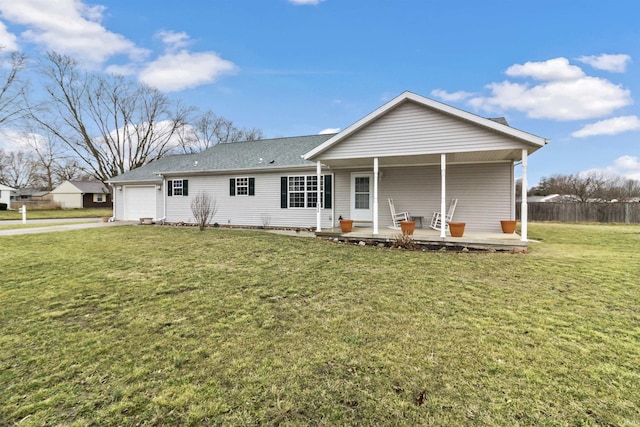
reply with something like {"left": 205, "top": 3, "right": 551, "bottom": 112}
{"left": 286, "top": 174, "right": 325, "bottom": 209}
{"left": 167, "top": 179, "right": 189, "bottom": 197}
{"left": 230, "top": 177, "right": 255, "bottom": 196}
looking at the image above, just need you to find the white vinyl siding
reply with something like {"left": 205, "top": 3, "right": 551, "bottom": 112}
{"left": 317, "top": 102, "right": 532, "bottom": 161}
{"left": 333, "top": 163, "right": 512, "bottom": 232}
{"left": 165, "top": 172, "right": 333, "bottom": 228}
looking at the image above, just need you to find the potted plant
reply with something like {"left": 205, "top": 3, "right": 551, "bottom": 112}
{"left": 339, "top": 216, "right": 353, "bottom": 233}
{"left": 448, "top": 221, "right": 465, "bottom": 237}
{"left": 400, "top": 220, "right": 415, "bottom": 236}
{"left": 500, "top": 220, "right": 516, "bottom": 234}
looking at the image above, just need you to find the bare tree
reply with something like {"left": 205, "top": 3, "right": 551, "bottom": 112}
{"left": 177, "top": 109, "right": 263, "bottom": 154}
{"left": 191, "top": 192, "right": 218, "bottom": 231}
{"left": 0, "top": 149, "right": 39, "bottom": 188}
{"left": 31, "top": 52, "right": 190, "bottom": 183}
{"left": 531, "top": 171, "right": 640, "bottom": 201}
{"left": 0, "top": 50, "right": 27, "bottom": 126}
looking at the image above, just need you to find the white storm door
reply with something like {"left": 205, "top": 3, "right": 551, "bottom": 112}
{"left": 350, "top": 172, "right": 373, "bottom": 221}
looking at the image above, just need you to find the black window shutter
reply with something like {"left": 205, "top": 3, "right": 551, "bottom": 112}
{"left": 167, "top": 180, "right": 173, "bottom": 197}
{"left": 182, "top": 180, "right": 189, "bottom": 196}
{"left": 280, "top": 177, "right": 288, "bottom": 208}
{"left": 324, "top": 175, "right": 332, "bottom": 209}
{"left": 230, "top": 178, "right": 236, "bottom": 196}
{"left": 249, "top": 178, "right": 255, "bottom": 196}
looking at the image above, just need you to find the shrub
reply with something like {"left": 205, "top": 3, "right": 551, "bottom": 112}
{"left": 0, "top": 203, "right": 7, "bottom": 211}
{"left": 190, "top": 192, "right": 218, "bottom": 231}
{"left": 391, "top": 233, "right": 418, "bottom": 250}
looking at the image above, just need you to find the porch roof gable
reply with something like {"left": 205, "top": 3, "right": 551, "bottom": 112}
{"left": 304, "top": 91, "right": 548, "bottom": 161}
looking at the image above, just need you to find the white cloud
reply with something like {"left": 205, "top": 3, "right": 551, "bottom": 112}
{"left": 430, "top": 89, "right": 474, "bottom": 102}
{"left": 156, "top": 30, "right": 191, "bottom": 52}
{"left": 289, "top": 0, "right": 325, "bottom": 4}
{"left": 319, "top": 128, "right": 339, "bottom": 134}
{"left": 0, "top": 128, "right": 45, "bottom": 152}
{"left": 139, "top": 50, "right": 236, "bottom": 92}
{"left": 0, "top": 0, "right": 148, "bottom": 66}
{"left": 571, "top": 116, "right": 640, "bottom": 138}
{"left": 136, "top": 29, "right": 236, "bottom": 92}
{"left": 467, "top": 57, "right": 632, "bottom": 121}
{"left": 506, "top": 57, "right": 584, "bottom": 81}
{"left": 577, "top": 54, "right": 631, "bottom": 73}
{"left": 600, "top": 155, "right": 640, "bottom": 180}
{"left": 0, "top": 20, "right": 18, "bottom": 51}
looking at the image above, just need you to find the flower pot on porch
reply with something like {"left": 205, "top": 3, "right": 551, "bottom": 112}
{"left": 500, "top": 220, "right": 517, "bottom": 234}
{"left": 448, "top": 221, "right": 465, "bottom": 238}
{"left": 339, "top": 219, "right": 353, "bottom": 233}
{"left": 400, "top": 220, "right": 415, "bottom": 236}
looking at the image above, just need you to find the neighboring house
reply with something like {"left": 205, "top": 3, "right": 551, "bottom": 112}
{"left": 109, "top": 91, "right": 548, "bottom": 239}
{"left": 50, "top": 181, "right": 112, "bottom": 209}
{"left": 15, "top": 188, "right": 52, "bottom": 202}
{"left": 525, "top": 194, "right": 562, "bottom": 203}
{"left": 0, "top": 183, "right": 17, "bottom": 209}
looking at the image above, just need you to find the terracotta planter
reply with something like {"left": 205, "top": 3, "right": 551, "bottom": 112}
{"left": 448, "top": 221, "right": 465, "bottom": 237}
{"left": 400, "top": 220, "right": 415, "bottom": 235}
{"left": 500, "top": 220, "right": 517, "bottom": 234}
{"left": 339, "top": 219, "right": 353, "bottom": 233}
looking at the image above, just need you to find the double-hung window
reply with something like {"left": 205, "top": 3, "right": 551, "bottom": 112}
{"left": 167, "top": 179, "right": 189, "bottom": 196}
{"left": 287, "top": 175, "right": 324, "bottom": 208}
{"left": 229, "top": 177, "right": 255, "bottom": 196}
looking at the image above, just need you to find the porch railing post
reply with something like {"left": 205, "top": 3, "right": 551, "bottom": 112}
{"left": 316, "top": 161, "right": 322, "bottom": 232}
{"left": 440, "top": 154, "right": 446, "bottom": 238}
{"left": 521, "top": 149, "right": 528, "bottom": 241}
{"left": 373, "top": 157, "right": 379, "bottom": 235}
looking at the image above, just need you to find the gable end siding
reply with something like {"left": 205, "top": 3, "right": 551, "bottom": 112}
{"left": 318, "top": 102, "right": 531, "bottom": 160}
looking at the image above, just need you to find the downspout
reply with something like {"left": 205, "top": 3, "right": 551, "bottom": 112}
{"left": 158, "top": 175, "right": 167, "bottom": 224}
{"left": 109, "top": 183, "right": 116, "bottom": 221}
{"left": 440, "top": 154, "right": 446, "bottom": 238}
{"left": 520, "top": 149, "right": 528, "bottom": 242}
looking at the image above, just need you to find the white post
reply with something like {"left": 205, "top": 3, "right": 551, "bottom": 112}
{"left": 21, "top": 204, "right": 26, "bottom": 224}
{"left": 440, "top": 154, "right": 446, "bottom": 238}
{"left": 373, "top": 157, "right": 379, "bottom": 235}
{"left": 316, "top": 161, "right": 322, "bottom": 232}
{"left": 521, "top": 149, "right": 528, "bottom": 242}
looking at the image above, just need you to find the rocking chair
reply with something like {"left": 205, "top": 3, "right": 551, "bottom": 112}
{"left": 429, "top": 199, "right": 458, "bottom": 230}
{"left": 388, "top": 198, "right": 410, "bottom": 229}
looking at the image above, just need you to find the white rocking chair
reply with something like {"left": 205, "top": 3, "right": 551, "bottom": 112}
{"left": 429, "top": 199, "right": 458, "bottom": 230}
{"left": 388, "top": 198, "right": 410, "bottom": 229}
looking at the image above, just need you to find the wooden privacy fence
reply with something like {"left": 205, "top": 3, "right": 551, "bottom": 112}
{"left": 516, "top": 202, "right": 640, "bottom": 224}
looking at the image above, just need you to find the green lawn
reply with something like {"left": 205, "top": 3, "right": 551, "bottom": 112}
{"left": 0, "top": 208, "right": 113, "bottom": 221}
{"left": 1, "top": 223, "right": 638, "bottom": 425}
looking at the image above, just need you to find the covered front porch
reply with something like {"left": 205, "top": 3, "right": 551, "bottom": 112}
{"left": 316, "top": 223, "right": 527, "bottom": 252}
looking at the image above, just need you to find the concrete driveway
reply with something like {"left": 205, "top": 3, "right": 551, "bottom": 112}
{"left": 0, "top": 218, "right": 136, "bottom": 236}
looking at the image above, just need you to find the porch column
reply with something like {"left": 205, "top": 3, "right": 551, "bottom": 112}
{"left": 440, "top": 154, "right": 446, "bottom": 238}
{"left": 373, "top": 157, "right": 379, "bottom": 235}
{"left": 520, "top": 149, "right": 528, "bottom": 242}
{"left": 316, "top": 161, "right": 322, "bottom": 232}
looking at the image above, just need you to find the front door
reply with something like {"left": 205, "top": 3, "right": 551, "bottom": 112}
{"left": 350, "top": 172, "right": 373, "bottom": 221}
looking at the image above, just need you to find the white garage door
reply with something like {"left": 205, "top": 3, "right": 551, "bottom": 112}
{"left": 124, "top": 186, "right": 157, "bottom": 220}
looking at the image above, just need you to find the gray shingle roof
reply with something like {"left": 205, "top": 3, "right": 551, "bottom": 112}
{"left": 70, "top": 181, "right": 110, "bottom": 194}
{"left": 109, "top": 134, "right": 334, "bottom": 183}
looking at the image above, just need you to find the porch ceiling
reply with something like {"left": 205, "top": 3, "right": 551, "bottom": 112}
{"left": 319, "top": 148, "right": 523, "bottom": 169}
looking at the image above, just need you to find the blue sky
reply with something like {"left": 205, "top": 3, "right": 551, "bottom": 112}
{"left": 1, "top": 0, "right": 639, "bottom": 186}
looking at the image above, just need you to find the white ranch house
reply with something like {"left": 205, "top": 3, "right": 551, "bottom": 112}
{"left": 0, "top": 183, "right": 17, "bottom": 210}
{"left": 108, "top": 92, "right": 547, "bottom": 242}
